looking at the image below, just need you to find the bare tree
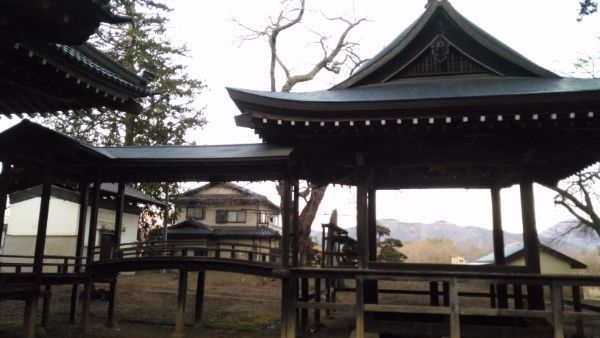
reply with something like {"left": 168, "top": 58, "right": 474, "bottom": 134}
{"left": 544, "top": 166, "right": 600, "bottom": 239}
{"left": 235, "top": 0, "right": 366, "bottom": 265}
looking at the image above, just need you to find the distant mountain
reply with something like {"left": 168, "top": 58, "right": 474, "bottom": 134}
{"left": 540, "top": 220, "right": 600, "bottom": 252}
{"left": 345, "top": 219, "right": 522, "bottom": 250}
{"left": 311, "top": 219, "right": 600, "bottom": 254}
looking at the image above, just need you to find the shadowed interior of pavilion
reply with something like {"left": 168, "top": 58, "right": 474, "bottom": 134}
{"left": 3, "top": 1, "right": 600, "bottom": 338}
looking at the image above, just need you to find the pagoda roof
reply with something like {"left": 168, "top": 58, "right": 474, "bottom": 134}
{"left": 335, "top": 0, "right": 557, "bottom": 89}
{"left": 0, "top": 0, "right": 130, "bottom": 45}
{"left": 0, "top": 1, "right": 152, "bottom": 116}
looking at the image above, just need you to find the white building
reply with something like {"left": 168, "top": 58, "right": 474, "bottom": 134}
{"left": 1, "top": 183, "right": 162, "bottom": 270}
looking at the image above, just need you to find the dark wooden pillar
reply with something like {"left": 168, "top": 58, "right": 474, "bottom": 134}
{"left": 33, "top": 174, "right": 52, "bottom": 275}
{"left": 113, "top": 181, "right": 125, "bottom": 251}
{"left": 81, "top": 179, "right": 101, "bottom": 331}
{"left": 491, "top": 187, "right": 508, "bottom": 308}
{"left": 0, "top": 163, "right": 10, "bottom": 247}
{"left": 365, "top": 184, "right": 378, "bottom": 304}
{"left": 292, "top": 180, "right": 299, "bottom": 267}
{"left": 280, "top": 172, "right": 296, "bottom": 338}
{"left": 520, "top": 179, "right": 544, "bottom": 310}
{"left": 281, "top": 278, "right": 297, "bottom": 338}
{"left": 194, "top": 270, "right": 206, "bottom": 326}
{"left": 356, "top": 159, "right": 369, "bottom": 269}
{"left": 281, "top": 177, "right": 291, "bottom": 269}
{"left": 174, "top": 269, "right": 188, "bottom": 337}
{"left": 24, "top": 171, "right": 52, "bottom": 338}
{"left": 41, "top": 284, "right": 51, "bottom": 328}
{"left": 106, "top": 181, "right": 125, "bottom": 328}
{"left": 70, "top": 182, "right": 89, "bottom": 323}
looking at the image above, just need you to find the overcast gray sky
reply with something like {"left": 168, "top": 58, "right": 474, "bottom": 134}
{"left": 162, "top": 0, "right": 600, "bottom": 233}
{"left": 5, "top": 1, "right": 599, "bottom": 233}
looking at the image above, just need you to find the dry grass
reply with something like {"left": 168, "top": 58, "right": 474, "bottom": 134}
{"left": 0, "top": 271, "right": 352, "bottom": 337}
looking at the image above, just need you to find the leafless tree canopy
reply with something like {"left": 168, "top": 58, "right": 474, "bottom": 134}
{"left": 234, "top": 0, "right": 366, "bottom": 265}
{"left": 544, "top": 165, "right": 600, "bottom": 239}
{"left": 234, "top": 0, "right": 367, "bottom": 92}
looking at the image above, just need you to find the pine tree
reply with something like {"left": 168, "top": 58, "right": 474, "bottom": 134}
{"left": 46, "top": 0, "right": 205, "bottom": 148}
{"left": 44, "top": 0, "right": 206, "bottom": 236}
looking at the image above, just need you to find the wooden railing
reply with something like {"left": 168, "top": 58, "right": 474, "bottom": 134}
{"left": 0, "top": 254, "right": 83, "bottom": 274}
{"left": 92, "top": 240, "right": 281, "bottom": 265}
{"left": 290, "top": 267, "right": 600, "bottom": 338}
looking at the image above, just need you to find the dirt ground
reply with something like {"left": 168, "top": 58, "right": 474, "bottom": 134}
{"left": 0, "top": 271, "right": 354, "bottom": 338}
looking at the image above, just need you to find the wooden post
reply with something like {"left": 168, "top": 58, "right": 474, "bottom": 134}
{"left": 550, "top": 282, "right": 564, "bottom": 338}
{"left": 572, "top": 285, "right": 584, "bottom": 337}
{"left": 489, "top": 284, "right": 497, "bottom": 308}
{"left": 300, "top": 278, "right": 308, "bottom": 330}
{"left": 520, "top": 179, "right": 544, "bottom": 310}
{"left": 280, "top": 278, "right": 296, "bottom": 338}
{"left": 443, "top": 281, "right": 450, "bottom": 307}
{"left": 314, "top": 278, "right": 321, "bottom": 327}
{"left": 513, "top": 284, "right": 523, "bottom": 309}
{"left": 81, "top": 179, "right": 101, "bottom": 331}
{"left": 106, "top": 280, "right": 117, "bottom": 327}
{"left": 70, "top": 182, "right": 89, "bottom": 323}
{"left": 430, "top": 282, "right": 440, "bottom": 306}
{"left": 292, "top": 180, "right": 299, "bottom": 267}
{"left": 491, "top": 187, "right": 508, "bottom": 308}
{"left": 356, "top": 157, "right": 369, "bottom": 269}
{"left": 174, "top": 269, "right": 188, "bottom": 337}
{"left": 194, "top": 270, "right": 206, "bottom": 326}
{"left": 41, "top": 284, "right": 51, "bottom": 328}
{"left": 449, "top": 278, "right": 460, "bottom": 338}
{"left": 106, "top": 181, "right": 125, "bottom": 327}
{"left": 0, "top": 162, "right": 9, "bottom": 249}
{"left": 365, "top": 184, "right": 378, "bottom": 304}
{"left": 281, "top": 176, "right": 291, "bottom": 269}
{"left": 23, "top": 293, "right": 37, "bottom": 338}
{"left": 113, "top": 181, "right": 125, "bottom": 254}
{"left": 33, "top": 175, "right": 52, "bottom": 275}
{"left": 355, "top": 276, "right": 365, "bottom": 338}
{"left": 24, "top": 171, "right": 52, "bottom": 338}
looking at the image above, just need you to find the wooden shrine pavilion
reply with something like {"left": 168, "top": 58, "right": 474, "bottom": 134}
{"left": 2, "top": 0, "right": 600, "bottom": 338}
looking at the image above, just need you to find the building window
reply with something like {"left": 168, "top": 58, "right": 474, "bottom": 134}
{"left": 216, "top": 210, "right": 246, "bottom": 224}
{"left": 186, "top": 207, "right": 205, "bottom": 220}
{"left": 259, "top": 212, "right": 278, "bottom": 225}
